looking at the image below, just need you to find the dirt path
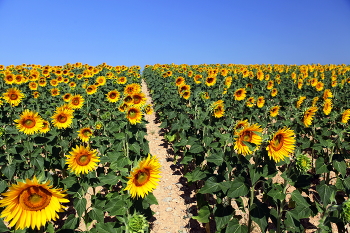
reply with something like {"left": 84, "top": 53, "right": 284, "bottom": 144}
{"left": 142, "top": 80, "right": 192, "bottom": 233}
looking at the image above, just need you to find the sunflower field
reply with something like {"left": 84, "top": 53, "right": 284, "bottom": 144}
{"left": 0, "top": 63, "right": 159, "bottom": 232}
{"left": 143, "top": 63, "right": 350, "bottom": 232}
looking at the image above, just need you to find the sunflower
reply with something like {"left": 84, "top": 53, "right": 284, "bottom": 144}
{"left": 4, "top": 73, "right": 15, "bottom": 84}
{"left": 126, "top": 106, "right": 143, "bottom": 124}
{"left": 234, "top": 119, "right": 249, "bottom": 134}
{"left": 341, "top": 109, "right": 350, "bottom": 124}
{"left": 310, "top": 78, "right": 318, "bottom": 87}
{"left": 69, "top": 95, "right": 84, "bottom": 109}
{"left": 323, "top": 99, "right": 332, "bottom": 115}
{"left": 193, "top": 74, "right": 202, "bottom": 84}
{"left": 224, "top": 76, "right": 233, "bottom": 87}
{"left": 14, "top": 109, "right": 44, "bottom": 135}
{"left": 271, "top": 88, "right": 278, "bottom": 97}
{"left": 256, "top": 70, "right": 264, "bottom": 81}
{"left": 175, "top": 76, "right": 185, "bottom": 86}
{"left": 28, "top": 82, "right": 38, "bottom": 90}
{"left": 181, "top": 90, "right": 191, "bottom": 100}
{"left": 118, "top": 102, "right": 129, "bottom": 112}
{"left": 246, "top": 97, "right": 255, "bottom": 107}
{"left": 257, "top": 96, "right": 265, "bottom": 108}
{"left": 117, "top": 76, "right": 127, "bottom": 84}
{"left": 124, "top": 154, "right": 161, "bottom": 199}
{"left": 201, "top": 92, "right": 210, "bottom": 100}
{"left": 266, "top": 80, "right": 274, "bottom": 90}
{"left": 3, "top": 87, "right": 25, "bottom": 106}
{"left": 86, "top": 85, "right": 98, "bottom": 95}
{"left": 38, "top": 78, "right": 47, "bottom": 87}
{"left": 312, "top": 97, "right": 319, "bottom": 107}
{"left": 69, "top": 82, "right": 76, "bottom": 88}
{"left": 40, "top": 120, "right": 50, "bottom": 134}
{"left": 106, "top": 90, "right": 120, "bottom": 103}
{"left": 62, "top": 93, "right": 72, "bottom": 102}
{"left": 65, "top": 145, "right": 100, "bottom": 175}
{"left": 77, "top": 127, "right": 93, "bottom": 143}
{"left": 212, "top": 100, "right": 224, "bottom": 118}
{"left": 234, "top": 123, "right": 263, "bottom": 156}
{"left": 50, "top": 79, "right": 59, "bottom": 86}
{"left": 0, "top": 176, "right": 69, "bottom": 230}
{"left": 297, "top": 80, "right": 303, "bottom": 89}
{"left": 143, "top": 104, "right": 153, "bottom": 115}
{"left": 14, "top": 75, "right": 24, "bottom": 85}
{"left": 234, "top": 88, "right": 246, "bottom": 101}
{"left": 33, "top": 91, "right": 40, "bottom": 99}
{"left": 266, "top": 127, "right": 296, "bottom": 163}
{"left": 315, "top": 81, "right": 324, "bottom": 91}
{"left": 51, "top": 88, "right": 60, "bottom": 96}
{"left": 303, "top": 106, "right": 318, "bottom": 127}
{"left": 178, "top": 84, "right": 190, "bottom": 95}
{"left": 95, "top": 76, "right": 106, "bottom": 86}
{"left": 331, "top": 80, "right": 337, "bottom": 87}
{"left": 132, "top": 92, "right": 146, "bottom": 106}
{"left": 296, "top": 96, "right": 306, "bottom": 109}
{"left": 323, "top": 89, "right": 333, "bottom": 100}
{"left": 270, "top": 106, "right": 280, "bottom": 117}
{"left": 205, "top": 75, "right": 217, "bottom": 87}
{"left": 124, "top": 83, "right": 141, "bottom": 95}
{"left": 124, "top": 95, "right": 134, "bottom": 105}
{"left": 51, "top": 109, "right": 74, "bottom": 129}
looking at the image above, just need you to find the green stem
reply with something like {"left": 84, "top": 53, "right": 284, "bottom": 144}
{"left": 247, "top": 185, "right": 255, "bottom": 232}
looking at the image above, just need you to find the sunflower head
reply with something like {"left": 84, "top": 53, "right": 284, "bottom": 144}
{"left": 51, "top": 108, "right": 74, "bottom": 129}
{"left": 106, "top": 90, "right": 120, "bottom": 103}
{"left": 124, "top": 154, "right": 161, "bottom": 199}
{"left": 126, "top": 106, "right": 143, "bottom": 125}
{"left": 77, "top": 127, "right": 93, "bottom": 142}
{"left": 234, "top": 88, "right": 246, "bottom": 101}
{"left": 270, "top": 106, "right": 280, "bottom": 117}
{"left": 266, "top": 127, "right": 296, "bottom": 163}
{"left": 14, "top": 109, "right": 44, "bottom": 135}
{"left": 257, "top": 96, "right": 265, "bottom": 108}
{"left": 295, "top": 152, "right": 311, "bottom": 173}
{"left": 127, "top": 213, "right": 149, "bottom": 233}
{"left": 0, "top": 176, "right": 69, "bottom": 230}
{"left": 69, "top": 95, "right": 84, "bottom": 109}
{"left": 3, "top": 87, "right": 25, "bottom": 107}
{"left": 65, "top": 145, "right": 100, "bottom": 175}
{"left": 234, "top": 123, "right": 263, "bottom": 156}
{"left": 205, "top": 75, "right": 217, "bottom": 87}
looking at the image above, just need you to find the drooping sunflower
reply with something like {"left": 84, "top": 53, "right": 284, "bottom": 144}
{"left": 124, "top": 154, "right": 161, "bottom": 199}
{"left": 270, "top": 106, "right": 280, "bottom": 117}
{"left": 296, "top": 96, "right": 306, "bottom": 109}
{"left": 86, "top": 84, "right": 98, "bottom": 95}
{"left": 51, "top": 108, "right": 74, "bottom": 129}
{"left": 212, "top": 100, "right": 225, "bottom": 118}
{"left": 312, "top": 97, "right": 319, "bottom": 107}
{"left": 143, "top": 104, "right": 153, "bottom": 115}
{"left": 266, "top": 127, "right": 296, "bottom": 163}
{"left": 257, "top": 96, "right": 265, "bottom": 108}
{"left": 341, "top": 109, "right": 350, "bottom": 124}
{"left": 323, "top": 99, "right": 332, "bottom": 115}
{"left": 69, "top": 95, "right": 84, "bottom": 109}
{"left": 3, "top": 87, "right": 25, "bottom": 107}
{"left": 234, "top": 88, "right": 247, "bottom": 101}
{"left": 40, "top": 120, "right": 50, "bottom": 134}
{"left": 303, "top": 106, "right": 318, "bottom": 127}
{"left": 0, "top": 176, "right": 69, "bottom": 230}
{"left": 106, "top": 90, "right": 120, "bottom": 103}
{"left": 205, "top": 75, "right": 217, "bottom": 87}
{"left": 271, "top": 88, "right": 278, "bottom": 97}
{"left": 246, "top": 97, "right": 255, "bottom": 107}
{"left": 126, "top": 106, "right": 143, "bottom": 125}
{"left": 65, "top": 145, "right": 100, "bottom": 175}
{"left": 14, "top": 109, "right": 44, "bottom": 135}
{"left": 297, "top": 80, "right": 303, "bottom": 89}
{"left": 193, "top": 74, "right": 202, "bottom": 84}
{"left": 234, "top": 123, "right": 263, "bottom": 156}
{"left": 77, "top": 127, "right": 93, "bottom": 143}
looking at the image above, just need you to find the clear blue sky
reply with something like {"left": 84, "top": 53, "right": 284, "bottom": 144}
{"left": 0, "top": 0, "right": 349, "bottom": 67}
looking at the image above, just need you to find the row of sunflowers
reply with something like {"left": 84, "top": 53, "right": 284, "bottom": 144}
{"left": 143, "top": 63, "right": 350, "bottom": 232}
{"left": 0, "top": 63, "right": 160, "bottom": 232}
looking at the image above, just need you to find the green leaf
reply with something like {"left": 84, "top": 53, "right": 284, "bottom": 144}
{"left": 99, "top": 173, "right": 119, "bottom": 185}
{"left": 192, "top": 205, "right": 210, "bottom": 223}
{"left": 74, "top": 198, "right": 87, "bottom": 217}
{"left": 267, "top": 184, "right": 286, "bottom": 202}
{"left": 227, "top": 179, "right": 249, "bottom": 198}
{"left": 225, "top": 218, "right": 248, "bottom": 233}
{"left": 33, "top": 156, "right": 44, "bottom": 170}
{"left": 114, "top": 132, "right": 126, "bottom": 140}
{"left": 291, "top": 190, "right": 310, "bottom": 208}
{"left": 130, "top": 142, "right": 141, "bottom": 155}
{"left": 316, "top": 157, "right": 329, "bottom": 174}
{"left": 184, "top": 167, "right": 207, "bottom": 182}
{"left": 105, "top": 200, "right": 128, "bottom": 216}
{"left": 1, "top": 164, "right": 16, "bottom": 180}
{"left": 316, "top": 184, "right": 336, "bottom": 206}
{"left": 95, "top": 222, "right": 119, "bottom": 233}
{"left": 333, "top": 160, "right": 347, "bottom": 176}
{"left": 88, "top": 207, "right": 105, "bottom": 223}
{"left": 0, "top": 179, "right": 8, "bottom": 193}
{"left": 144, "top": 192, "right": 158, "bottom": 205}
{"left": 0, "top": 219, "right": 9, "bottom": 232}
{"left": 344, "top": 177, "right": 350, "bottom": 190}
{"left": 199, "top": 177, "right": 221, "bottom": 194}
{"left": 285, "top": 211, "right": 300, "bottom": 232}
{"left": 214, "top": 204, "right": 234, "bottom": 230}
{"left": 206, "top": 153, "right": 224, "bottom": 166}
{"left": 189, "top": 143, "right": 204, "bottom": 153}
{"left": 61, "top": 214, "right": 79, "bottom": 229}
